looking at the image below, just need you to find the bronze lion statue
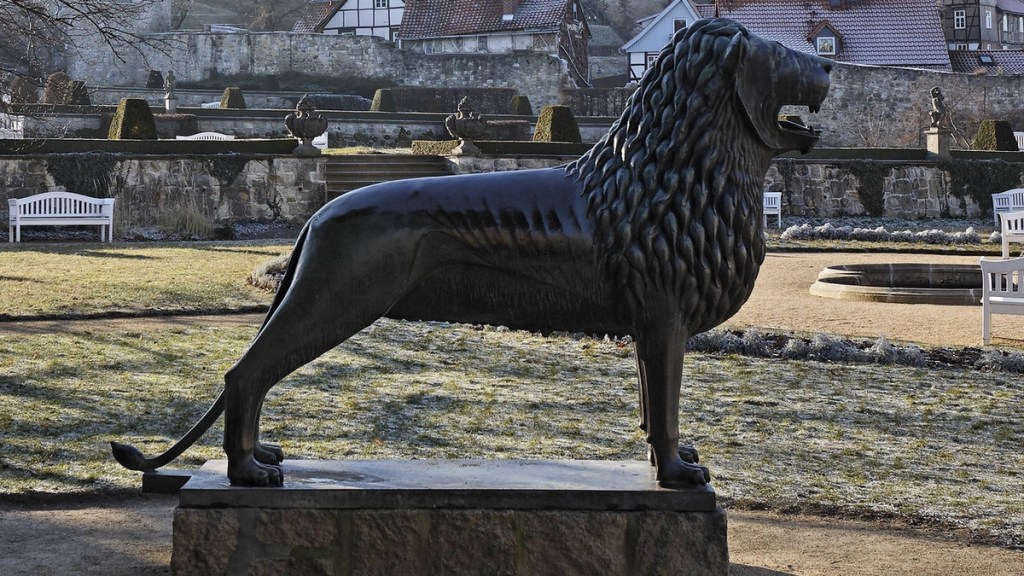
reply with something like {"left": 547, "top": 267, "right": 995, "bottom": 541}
{"left": 113, "top": 18, "right": 831, "bottom": 488}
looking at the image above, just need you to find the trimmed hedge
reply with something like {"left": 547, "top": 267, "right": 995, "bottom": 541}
{"left": 220, "top": 86, "right": 247, "bottom": 109}
{"left": 411, "top": 139, "right": 592, "bottom": 156}
{"left": 533, "top": 105, "right": 581, "bottom": 143}
{"left": 0, "top": 138, "right": 296, "bottom": 155}
{"left": 509, "top": 95, "right": 533, "bottom": 115}
{"left": 370, "top": 88, "right": 397, "bottom": 112}
{"left": 108, "top": 98, "right": 158, "bottom": 140}
{"left": 971, "top": 119, "right": 1019, "bottom": 151}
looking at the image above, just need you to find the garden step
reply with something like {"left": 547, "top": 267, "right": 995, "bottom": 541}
{"left": 324, "top": 155, "right": 453, "bottom": 202}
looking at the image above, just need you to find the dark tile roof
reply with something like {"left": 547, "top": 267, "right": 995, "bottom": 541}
{"left": 399, "top": 0, "right": 571, "bottom": 39}
{"left": 950, "top": 49, "right": 1024, "bottom": 75}
{"left": 696, "top": 0, "right": 950, "bottom": 70}
{"left": 998, "top": 0, "right": 1024, "bottom": 16}
{"left": 292, "top": 0, "right": 344, "bottom": 33}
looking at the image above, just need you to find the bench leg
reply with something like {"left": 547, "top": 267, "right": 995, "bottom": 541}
{"left": 982, "top": 304, "right": 991, "bottom": 345}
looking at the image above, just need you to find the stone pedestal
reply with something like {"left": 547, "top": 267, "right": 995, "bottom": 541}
{"left": 164, "top": 96, "right": 178, "bottom": 114}
{"left": 172, "top": 459, "right": 729, "bottom": 575}
{"left": 926, "top": 127, "right": 950, "bottom": 158}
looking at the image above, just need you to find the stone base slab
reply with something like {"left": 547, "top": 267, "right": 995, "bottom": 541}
{"left": 172, "top": 459, "right": 729, "bottom": 575}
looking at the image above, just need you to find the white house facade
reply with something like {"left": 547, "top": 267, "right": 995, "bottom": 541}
{"left": 293, "top": 0, "right": 405, "bottom": 41}
{"left": 622, "top": 0, "right": 702, "bottom": 83}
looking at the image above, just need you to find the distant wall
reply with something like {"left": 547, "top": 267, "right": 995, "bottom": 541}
{"left": 65, "top": 29, "right": 1024, "bottom": 147}
{"left": 66, "top": 32, "right": 574, "bottom": 110}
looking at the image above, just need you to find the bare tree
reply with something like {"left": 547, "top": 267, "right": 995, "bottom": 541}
{"left": 0, "top": 0, "right": 162, "bottom": 96}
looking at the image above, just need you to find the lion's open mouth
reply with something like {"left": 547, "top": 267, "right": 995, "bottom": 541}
{"left": 777, "top": 106, "right": 821, "bottom": 138}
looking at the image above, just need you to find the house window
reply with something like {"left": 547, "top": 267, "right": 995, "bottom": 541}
{"left": 816, "top": 36, "right": 836, "bottom": 55}
{"left": 986, "top": 10, "right": 993, "bottom": 29}
{"left": 375, "top": 0, "right": 388, "bottom": 8}
{"left": 1003, "top": 14, "right": 1009, "bottom": 32}
{"left": 673, "top": 18, "right": 687, "bottom": 32}
{"left": 646, "top": 53, "right": 658, "bottom": 68}
{"left": 478, "top": 36, "right": 488, "bottom": 52}
{"left": 954, "top": 10, "right": 965, "bottom": 29}
{"left": 954, "top": 42, "right": 968, "bottom": 50}
{"left": 1019, "top": 16, "right": 1023, "bottom": 32}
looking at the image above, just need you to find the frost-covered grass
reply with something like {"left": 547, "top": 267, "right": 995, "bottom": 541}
{"left": 0, "top": 319, "right": 1020, "bottom": 547}
{"left": 0, "top": 241, "right": 288, "bottom": 319}
{"left": 768, "top": 216, "right": 1001, "bottom": 253}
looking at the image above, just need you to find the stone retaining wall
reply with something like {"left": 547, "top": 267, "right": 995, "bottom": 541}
{"left": 0, "top": 153, "right": 1016, "bottom": 234}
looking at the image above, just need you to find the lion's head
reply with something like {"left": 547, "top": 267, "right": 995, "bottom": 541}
{"left": 570, "top": 18, "right": 831, "bottom": 325}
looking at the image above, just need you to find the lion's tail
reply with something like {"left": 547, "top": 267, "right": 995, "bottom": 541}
{"left": 110, "top": 223, "right": 314, "bottom": 473}
{"left": 110, "top": 392, "right": 225, "bottom": 472}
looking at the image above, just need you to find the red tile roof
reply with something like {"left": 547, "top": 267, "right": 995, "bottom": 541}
{"left": 292, "top": 0, "right": 344, "bottom": 33}
{"left": 950, "top": 49, "right": 1024, "bottom": 75}
{"left": 695, "top": 0, "right": 950, "bottom": 70}
{"left": 399, "top": 0, "right": 572, "bottom": 39}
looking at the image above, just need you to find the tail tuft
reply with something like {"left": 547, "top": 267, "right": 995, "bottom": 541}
{"left": 110, "top": 441, "right": 153, "bottom": 472}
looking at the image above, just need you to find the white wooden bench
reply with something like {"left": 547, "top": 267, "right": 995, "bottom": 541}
{"left": 992, "top": 188, "right": 1024, "bottom": 226}
{"left": 999, "top": 210, "right": 1024, "bottom": 258}
{"left": 175, "top": 132, "right": 235, "bottom": 141}
{"left": 980, "top": 256, "right": 1024, "bottom": 344}
{"left": 8, "top": 191, "right": 115, "bottom": 243}
{"left": 763, "top": 191, "right": 782, "bottom": 228}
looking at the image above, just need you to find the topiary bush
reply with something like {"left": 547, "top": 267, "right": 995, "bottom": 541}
{"left": 64, "top": 80, "right": 90, "bottom": 105}
{"left": 971, "top": 119, "right": 1019, "bottom": 151}
{"left": 108, "top": 98, "right": 158, "bottom": 140}
{"left": 146, "top": 70, "right": 164, "bottom": 89}
{"left": 370, "top": 88, "right": 397, "bottom": 112}
{"left": 509, "top": 94, "right": 533, "bottom": 115}
{"left": 9, "top": 76, "right": 40, "bottom": 104}
{"left": 220, "top": 86, "right": 247, "bottom": 109}
{"left": 533, "top": 105, "right": 581, "bottom": 143}
{"left": 42, "top": 71, "right": 71, "bottom": 104}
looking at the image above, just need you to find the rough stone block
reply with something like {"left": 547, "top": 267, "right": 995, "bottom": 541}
{"left": 172, "top": 460, "right": 728, "bottom": 576}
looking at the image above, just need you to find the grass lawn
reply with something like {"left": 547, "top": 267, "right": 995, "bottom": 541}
{"left": 0, "top": 239, "right": 1020, "bottom": 548}
{"left": 0, "top": 241, "right": 290, "bottom": 319}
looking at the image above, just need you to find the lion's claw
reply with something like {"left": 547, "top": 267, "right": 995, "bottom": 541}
{"left": 228, "top": 457, "right": 284, "bottom": 486}
{"left": 657, "top": 460, "right": 710, "bottom": 489}
{"left": 254, "top": 442, "right": 284, "bottom": 465}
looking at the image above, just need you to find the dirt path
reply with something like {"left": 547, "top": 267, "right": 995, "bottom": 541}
{"left": 1, "top": 251, "right": 1022, "bottom": 575}
{"left": 2, "top": 496, "right": 1021, "bottom": 576}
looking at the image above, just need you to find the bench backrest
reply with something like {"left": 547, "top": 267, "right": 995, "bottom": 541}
{"left": 1001, "top": 210, "right": 1024, "bottom": 237}
{"left": 763, "top": 192, "right": 781, "bottom": 213}
{"left": 9, "top": 191, "right": 114, "bottom": 218}
{"left": 981, "top": 257, "right": 1024, "bottom": 299}
{"left": 176, "top": 132, "right": 235, "bottom": 141}
{"left": 993, "top": 188, "right": 1024, "bottom": 208}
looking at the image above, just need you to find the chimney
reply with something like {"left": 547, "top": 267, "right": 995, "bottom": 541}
{"left": 502, "top": 0, "right": 520, "bottom": 21}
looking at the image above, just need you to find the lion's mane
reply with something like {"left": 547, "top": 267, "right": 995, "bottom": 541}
{"left": 569, "top": 19, "right": 769, "bottom": 331}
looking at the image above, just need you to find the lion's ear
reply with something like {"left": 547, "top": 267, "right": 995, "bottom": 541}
{"left": 722, "top": 32, "right": 748, "bottom": 74}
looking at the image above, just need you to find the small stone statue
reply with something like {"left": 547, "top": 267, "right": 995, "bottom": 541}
{"left": 285, "top": 94, "right": 328, "bottom": 157}
{"left": 929, "top": 86, "right": 946, "bottom": 128}
{"left": 163, "top": 70, "right": 178, "bottom": 113}
{"left": 445, "top": 97, "right": 487, "bottom": 155}
{"left": 164, "top": 70, "right": 176, "bottom": 99}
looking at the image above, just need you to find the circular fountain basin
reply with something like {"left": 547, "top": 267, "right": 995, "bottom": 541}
{"left": 810, "top": 263, "right": 982, "bottom": 305}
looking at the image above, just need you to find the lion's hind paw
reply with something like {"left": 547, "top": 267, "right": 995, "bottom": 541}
{"left": 228, "top": 458, "right": 284, "bottom": 487}
{"left": 255, "top": 442, "right": 284, "bottom": 465}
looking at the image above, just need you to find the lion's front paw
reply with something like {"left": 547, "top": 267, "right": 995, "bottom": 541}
{"left": 657, "top": 459, "right": 710, "bottom": 489}
{"left": 255, "top": 442, "right": 284, "bottom": 465}
{"left": 228, "top": 457, "right": 284, "bottom": 487}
